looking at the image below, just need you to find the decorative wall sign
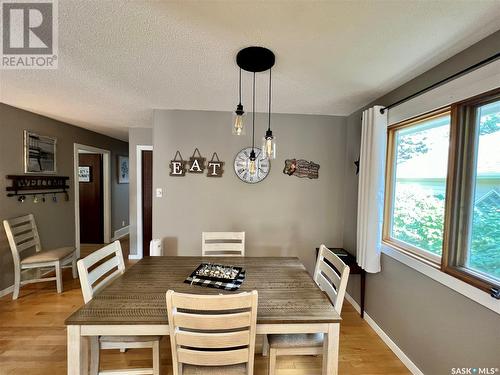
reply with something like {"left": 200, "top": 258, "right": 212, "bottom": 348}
{"left": 5, "top": 175, "right": 70, "bottom": 201}
{"left": 24, "top": 130, "right": 57, "bottom": 174}
{"left": 207, "top": 152, "right": 224, "bottom": 177}
{"left": 118, "top": 156, "right": 129, "bottom": 183}
{"left": 187, "top": 148, "right": 206, "bottom": 174}
{"left": 283, "top": 159, "right": 320, "bottom": 179}
{"left": 78, "top": 166, "right": 91, "bottom": 182}
{"left": 169, "top": 151, "right": 187, "bottom": 176}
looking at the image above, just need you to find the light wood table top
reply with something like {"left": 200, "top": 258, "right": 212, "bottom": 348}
{"left": 65, "top": 256, "right": 341, "bottom": 326}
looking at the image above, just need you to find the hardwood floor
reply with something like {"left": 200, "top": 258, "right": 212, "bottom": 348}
{"left": 0, "top": 238, "right": 410, "bottom": 374}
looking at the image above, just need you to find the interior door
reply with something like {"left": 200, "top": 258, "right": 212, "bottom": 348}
{"left": 79, "top": 153, "right": 104, "bottom": 243}
{"left": 142, "top": 150, "right": 153, "bottom": 256}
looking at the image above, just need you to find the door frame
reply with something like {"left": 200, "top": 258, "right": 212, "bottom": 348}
{"left": 135, "top": 145, "right": 153, "bottom": 260}
{"left": 73, "top": 143, "right": 111, "bottom": 257}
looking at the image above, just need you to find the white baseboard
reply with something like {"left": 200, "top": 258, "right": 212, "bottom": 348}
{"left": 364, "top": 312, "right": 424, "bottom": 375}
{"left": 112, "top": 225, "right": 129, "bottom": 241}
{"left": 128, "top": 254, "right": 142, "bottom": 260}
{"left": 0, "top": 285, "right": 14, "bottom": 298}
{"left": 345, "top": 292, "right": 361, "bottom": 314}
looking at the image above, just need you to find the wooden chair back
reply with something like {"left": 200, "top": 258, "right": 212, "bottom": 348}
{"left": 77, "top": 240, "right": 125, "bottom": 303}
{"left": 201, "top": 232, "right": 245, "bottom": 257}
{"left": 3, "top": 214, "right": 42, "bottom": 266}
{"left": 313, "top": 244, "right": 350, "bottom": 314}
{"left": 166, "top": 290, "right": 258, "bottom": 375}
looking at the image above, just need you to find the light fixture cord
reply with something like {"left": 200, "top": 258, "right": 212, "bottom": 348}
{"left": 238, "top": 68, "right": 242, "bottom": 105}
{"left": 252, "top": 71, "right": 256, "bottom": 151}
{"left": 268, "top": 68, "right": 272, "bottom": 132}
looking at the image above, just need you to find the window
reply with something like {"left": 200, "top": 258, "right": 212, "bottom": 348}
{"left": 384, "top": 109, "right": 451, "bottom": 263}
{"left": 443, "top": 90, "right": 500, "bottom": 293}
{"left": 384, "top": 88, "right": 500, "bottom": 296}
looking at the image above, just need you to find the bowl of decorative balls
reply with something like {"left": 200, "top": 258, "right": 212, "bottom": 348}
{"left": 191, "top": 263, "right": 243, "bottom": 282}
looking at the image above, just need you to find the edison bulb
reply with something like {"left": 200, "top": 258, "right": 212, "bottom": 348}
{"left": 249, "top": 159, "right": 257, "bottom": 175}
{"left": 232, "top": 104, "right": 245, "bottom": 135}
{"left": 233, "top": 115, "right": 244, "bottom": 135}
{"left": 262, "top": 134, "right": 276, "bottom": 160}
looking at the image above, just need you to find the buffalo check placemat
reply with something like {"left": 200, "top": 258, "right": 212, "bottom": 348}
{"left": 184, "top": 270, "right": 246, "bottom": 291}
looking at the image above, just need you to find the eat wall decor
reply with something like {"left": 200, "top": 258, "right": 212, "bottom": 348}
{"left": 169, "top": 149, "right": 224, "bottom": 177}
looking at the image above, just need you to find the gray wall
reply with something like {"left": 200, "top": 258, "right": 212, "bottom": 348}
{"left": 128, "top": 127, "right": 153, "bottom": 256}
{"left": 153, "top": 110, "right": 346, "bottom": 273}
{"left": 342, "top": 30, "right": 500, "bottom": 373}
{"left": 0, "top": 103, "right": 129, "bottom": 291}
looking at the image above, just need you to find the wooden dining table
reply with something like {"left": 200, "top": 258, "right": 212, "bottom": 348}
{"left": 65, "top": 256, "right": 341, "bottom": 375}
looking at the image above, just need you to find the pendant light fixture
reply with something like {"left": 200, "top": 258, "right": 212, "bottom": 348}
{"left": 232, "top": 68, "right": 245, "bottom": 135}
{"left": 233, "top": 46, "right": 277, "bottom": 160}
{"left": 262, "top": 68, "right": 276, "bottom": 159}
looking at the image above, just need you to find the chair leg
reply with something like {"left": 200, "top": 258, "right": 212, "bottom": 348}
{"left": 71, "top": 257, "right": 78, "bottom": 279}
{"left": 12, "top": 266, "right": 21, "bottom": 300}
{"left": 89, "top": 336, "right": 100, "bottom": 375}
{"left": 152, "top": 339, "right": 160, "bottom": 375}
{"left": 262, "top": 335, "right": 269, "bottom": 356}
{"left": 55, "top": 261, "right": 63, "bottom": 293}
{"left": 268, "top": 347, "right": 277, "bottom": 375}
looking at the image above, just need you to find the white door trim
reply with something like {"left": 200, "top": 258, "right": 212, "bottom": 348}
{"left": 73, "top": 143, "right": 112, "bottom": 257}
{"left": 135, "top": 145, "right": 153, "bottom": 260}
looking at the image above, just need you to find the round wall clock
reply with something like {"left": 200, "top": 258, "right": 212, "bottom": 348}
{"left": 234, "top": 147, "right": 270, "bottom": 184}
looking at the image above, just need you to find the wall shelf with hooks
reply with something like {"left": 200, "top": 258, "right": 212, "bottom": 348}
{"left": 5, "top": 175, "right": 70, "bottom": 197}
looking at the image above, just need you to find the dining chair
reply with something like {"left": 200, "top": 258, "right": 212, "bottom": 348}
{"left": 265, "top": 244, "right": 350, "bottom": 375}
{"left": 77, "top": 240, "right": 160, "bottom": 375}
{"left": 201, "top": 232, "right": 245, "bottom": 256}
{"left": 3, "top": 214, "right": 78, "bottom": 300}
{"left": 166, "top": 289, "right": 258, "bottom": 375}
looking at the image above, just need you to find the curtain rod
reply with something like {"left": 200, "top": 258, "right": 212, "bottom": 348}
{"left": 379, "top": 52, "right": 500, "bottom": 114}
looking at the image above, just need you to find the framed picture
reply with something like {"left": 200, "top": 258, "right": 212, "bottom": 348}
{"left": 118, "top": 155, "right": 129, "bottom": 184}
{"left": 24, "top": 130, "right": 57, "bottom": 173}
{"left": 78, "top": 166, "right": 91, "bottom": 182}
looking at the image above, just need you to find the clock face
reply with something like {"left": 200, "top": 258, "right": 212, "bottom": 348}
{"left": 234, "top": 147, "right": 270, "bottom": 184}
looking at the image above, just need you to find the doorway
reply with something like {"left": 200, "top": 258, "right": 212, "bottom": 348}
{"left": 78, "top": 153, "right": 104, "bottom": 243}
{"left": 73, "top": 144, "right": 111, "bottom": 258}
{"left": 136, "top": 145, "right": 153, "bottom": 259}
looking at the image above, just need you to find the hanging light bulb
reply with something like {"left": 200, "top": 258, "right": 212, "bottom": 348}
{"left": 262, "top": 129, "right": 276, "bottom": 160}
{"left": 248, "top": 150, "right": 257, "bottom": 175}
{"left": 248, "top": 72, "right": 257, "bottom": 176}
{"left": 262, "top": 68, "right": 276, "bottom": 159}
{"left": 232, "top": 68, "right": 246, "bottom": 135}
{"left": 232, "top": 104, "right": 245, "bottom": 135}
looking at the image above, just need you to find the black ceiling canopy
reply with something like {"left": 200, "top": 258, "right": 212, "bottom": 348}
{"left": 236, "top": 46, "right": 275, "bottom": 73}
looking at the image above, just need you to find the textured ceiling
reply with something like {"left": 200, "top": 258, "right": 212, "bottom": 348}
{"left": 1, "top": 1, "right": 500, "bottom": 141}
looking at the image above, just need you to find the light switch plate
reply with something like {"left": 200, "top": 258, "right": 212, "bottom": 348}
{"left": 156, "top": 188, "right": 163, "bottom": 198}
